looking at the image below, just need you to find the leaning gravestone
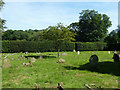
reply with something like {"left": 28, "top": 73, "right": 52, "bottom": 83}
{"left": 112, "top": 53, "right": 120, "bottom": 62}
{"left": 2, "top": 59, "right": 11, "bottom": 68}
{"left": 89, "top": 55, "right": 99, "bottom": 65}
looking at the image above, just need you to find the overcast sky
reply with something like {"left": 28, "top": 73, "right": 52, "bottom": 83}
{"left": 1, "top": 0, "right": 119, "bottom": 33}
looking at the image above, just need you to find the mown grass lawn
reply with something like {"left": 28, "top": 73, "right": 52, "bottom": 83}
{"left": 1, "top": 51, "right": 120, "bottom": 88}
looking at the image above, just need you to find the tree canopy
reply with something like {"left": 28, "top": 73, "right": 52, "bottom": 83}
{"left": 104, "top": 30, "right": 120, "bottom": 44}
{"left": 42, "top": 23, "right": 76, "bottom": 57}
{"left": 78, "top": 9, "right": 112, "bottom": 42}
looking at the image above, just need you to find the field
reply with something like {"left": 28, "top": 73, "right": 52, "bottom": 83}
{"left": 1, "top": 51, "right": 120, "bottom": 88}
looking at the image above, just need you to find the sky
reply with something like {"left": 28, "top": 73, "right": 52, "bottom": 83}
{"left": 1, "top": 0, "right": 119, "bottom": 33}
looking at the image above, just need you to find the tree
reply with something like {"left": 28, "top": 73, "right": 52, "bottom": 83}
{"left": 0, "top": 0, "right": 5, "bottom": 31}
{"left": 118, "top": 25, "right": 120, "bottom": 38}
{"left": 104, "top": 30, "right": 120, "bottom": 44}
{"left": 2, "top": 30, "right": 30, "bottom": 40}
{"left": 43, "top": 23, "right": 76, "bottom": 57}
{"left": 78, "top": 9, "right": 112, "bottom": 42}
{"left": 68, "top": 22, "right": 79, "bottom": 32}
{"left": 28, "top": 30, "right": 45, "bottom": 41}
{"left": 68, "top": 22, "right": 80, "bottom": 41}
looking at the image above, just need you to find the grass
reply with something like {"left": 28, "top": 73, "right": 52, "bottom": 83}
{"left": 1, "top": 51, "right": 120, "bottom": 88}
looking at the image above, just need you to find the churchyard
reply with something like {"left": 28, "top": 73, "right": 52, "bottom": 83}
{"left": 1, "top": 51, "right": 120, "bottom": 88}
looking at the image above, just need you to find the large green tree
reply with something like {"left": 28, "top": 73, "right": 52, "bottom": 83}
{"left": 43, "top": 23, "right": 76, "bottom": 57}
{"left": 78, "top": 9, "right": 112, "bottom": 42}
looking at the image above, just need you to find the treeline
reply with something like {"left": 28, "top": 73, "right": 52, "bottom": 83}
{"left": 2, "top": 10, "right": 120, "bottom": 44}
{"left": 2, "top": 28, "right": 120, "bottom": 44}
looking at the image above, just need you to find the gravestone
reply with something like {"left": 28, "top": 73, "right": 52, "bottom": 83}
{"left": 62, "top": 53, "right": 67, "bottom": 56}
{"left": 73, "top": 49, "right": 76, "bottom": 52}
{"left": 89, "top": 55, "right": 99, "bottom": 65}
{"left": 24, "top": 52, "right": 28, "bottom": 54}
{"left": 31, "top": 57, "right": 36, "bottom": 62}
{"left": 39, "top": 56, "right": 43, "bottom": 60}
{"left": 2, "top": 59, "right": 11, "bottom": 68}
{"left": 78, "top": 51, "right": 80, "bottom": 55}
{"left": 56, "top": 58, "right": 65, "bottom": 63}
{"left": 112, "top": 53, "right": 120, "bottom": 62}
{"left": 108, "top": 51, "right": 110, "bottom": 54}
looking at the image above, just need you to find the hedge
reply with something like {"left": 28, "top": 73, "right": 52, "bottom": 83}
{"left": 75, "top": 42, "right": 107, "bottom": 51}
{"left": 2, "top": 41, "right": 119, "bottom": 53}
{"left": 2, "top": 41, "right": 75, "bottom": 53}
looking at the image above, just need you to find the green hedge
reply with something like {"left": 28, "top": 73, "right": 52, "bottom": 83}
{"left": 75, "top": 42, "right": 107, "bottom": 51}
{"left": 2, "top": 41, "right": 119, "bottom": 53}
{"left": 2, "top": 41, "right": 75, "bottom": 53}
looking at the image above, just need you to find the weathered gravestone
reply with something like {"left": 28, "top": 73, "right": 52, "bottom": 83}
{"left": 56, "top": 58, "right": 65, "bottom": 63}
{"left": 2, "top": 59, "right": 11, "bottom": 68}
{"left": 89, "top": 55, "right": 99, "bottom": 65}
{"left": 39, "top": 56, "right": 43, "bottom": 60}
{"left": 62, "top": 53, "right": 67, "bottom": 56}
{"left": 112, "top": 53, "right": 120, "bottom": 62}
{"left": 73, "top": 49, "right": 76, "bottom": 52}
{"left": 31, "top": 57, "right": 36, "bottom": 62}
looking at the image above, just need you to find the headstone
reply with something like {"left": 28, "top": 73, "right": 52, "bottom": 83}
{"left": 62, "top": 53, "right": 67, "bottom": 56}
{"left": 89, "top": 55, "right": 99, "bottom": 65}
{"left": 39, "top": 56, "right": 43, "bottom": 60}
{"left": 24, "top": 52, "right": 28, "bottom": 54}
{"left": 57, "top": 82, "right": 64, "bottom": 90}
{"left": 31, "top": 57, "right": 36, "bottom": 62}
{"left": 56, "top": 58, "right": 65, "bottom": 63}
{"left": 73, "top": 49, "right": 76, "bottom": 52}
{"left": 112, "top": 53, "right": 120, "bottom": 62}
{"left": 108, "top": 51, "right": 110, "bottom": 54}
{"left": 114, "top": 50, "right": 117, "bottom": 54}
{"left": 2, "top": 59, "right": 11, "bottom": 68}
{"left": 119, "top": 54, "right": 120, "bottom": 58}
{"left": 78, "top": 51, "right": 80, "bottom": 55}
{"left": 11, "top": 57, "right": 14, "bottom": 60}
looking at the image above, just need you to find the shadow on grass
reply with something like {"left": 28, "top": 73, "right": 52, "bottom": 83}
{"left": 24, "top": 55, "right": 57, "bottom": 59}
{"left": 64, "top": 61, "right": 120, "bottom": 76}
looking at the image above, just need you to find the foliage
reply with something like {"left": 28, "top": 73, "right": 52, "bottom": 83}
{"left": 2, "top": 30, "right": 30, "bottom": 40}
{"left": 68, "top": 22, "right": 79, "bottom": 32}
{"left": 0, "top": 0, "right": 5, "bottom": 31}
{"left": 42, "top": 23, "right": 76, "bottom": 57}
{"left": 78, "top": 9, "right": 112, "bottom": 42}
{"left": 104, "top": 30, "right": 120, "bottom": 44}
{"left": 43, "top": 23, "right": 76, "bottom": 43}
{"left": 0, "top": 0, "right": 4, "bottom": 10}
{"left": 75, "top": 42, "right": 107, "bottom": 51}
{"left": 2, "top": 41, "right": 75, "bottom": 53}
